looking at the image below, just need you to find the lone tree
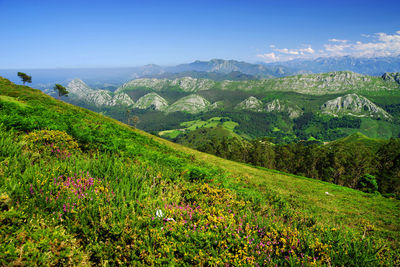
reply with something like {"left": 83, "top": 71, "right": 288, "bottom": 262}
{"left": 126, "top": 109, "right": 140, "bottom": 128}
{"left": 17, "top": 72, "right": 32, "bottom": 85}
{"left": 53, "top": 84, "right": 69, "bottom": 98}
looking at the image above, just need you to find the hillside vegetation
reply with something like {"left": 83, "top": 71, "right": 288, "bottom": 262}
{"left": 176, "top": 129, "right": 400, "bottom": 198}
{"left": 1, "top": 77, "right": 399, "bottom": 265}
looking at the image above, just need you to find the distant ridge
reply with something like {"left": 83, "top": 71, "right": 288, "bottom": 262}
{"left": 266, "top": 55, "right": 400, "bottom": 76}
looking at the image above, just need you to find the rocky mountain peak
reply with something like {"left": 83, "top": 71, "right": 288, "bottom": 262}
{"left": 133, "top": 92, "right": 168, "bottom": 111}
{"left": 117, "top": 77, "right": 216, "bottom": 93}
{"left": 265, "top": 99, "right": 303, "bottom": 119}
{"left": 382, "top": 72, "right": 400, "bottom": 85}
{"left": 165, "top": 94, "right": 211, "bottom": 114}
{"left": 321, "top": 93, "right": 391, "bottom": 120}
{"left": 67, "top": 78, "right": 92, "bottom": 95}
{"left": 235, "top": 96, "right": 263, "bottom": 112}
{"left": 66, "top": 78, "right": 134, "bottom": 107}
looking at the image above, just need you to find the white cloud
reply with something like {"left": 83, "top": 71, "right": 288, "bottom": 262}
{"left": 257, "top": 30, "right": 400, "bottom": 62}
{"left": 323, "top": 43, "right": 350, "bottom": 55}
{"left": 343, "top": 32, "right": 400, "bottom": 58}
{"left": 274, "top": 48, "right": 299, "bottom": 55}
{"left": 273, "top": 46, "right": 314, "bottom": 55}
{"left": 299, "top": 47, "right": 315, "bottom": 54}
{"left": 328, "top": 38, "right": 348, "bottom": 43}
{"left": 256, "top": 52, "right": 279, "bottom": 62}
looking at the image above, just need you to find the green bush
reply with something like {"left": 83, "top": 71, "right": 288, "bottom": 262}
{"left": 357, "top": 174, "right": 379, "bottom": 193}
{"left": 186, "top": 167, "right": 213, "bottom": 182}
{"left": 22, "top": 129, "right": 81, "bottom": 159}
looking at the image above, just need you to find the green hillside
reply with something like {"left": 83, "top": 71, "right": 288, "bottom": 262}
{"left": 1, "top": 77, "right": 399, "bottom": 265}
{"left": 330, "top": 132, "right": 388, "bottom": 151}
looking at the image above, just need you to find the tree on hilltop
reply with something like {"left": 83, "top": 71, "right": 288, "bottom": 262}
{"left": 53, "top": 84, "right": 69, "bottom": 98}
{"left": 17, "top": 72, "right": 32, "bottom": 85}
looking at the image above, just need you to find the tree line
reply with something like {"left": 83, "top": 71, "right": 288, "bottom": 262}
{"left": 193, "top": 135, "right": 400, "bottom": 198}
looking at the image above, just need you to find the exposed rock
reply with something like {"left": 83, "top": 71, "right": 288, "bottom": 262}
{"left": 235, "top": 96, "right": 263, "bottom": 112}
{"left": 265, "top": 99, "right": 303, "bottom": 119}
{"left": 133, "top": 92, "right": 168, "bottom": 111}
{"left": 110, "top": 93, "right": 136, "bottom": 106}
{"left": 210, "top": 101, "right": 224, "bottom": 110}
{"left": 223, "top": 71, "right": 399, "bottom": 95}
{"left": 382, "top": 72, "right": 400, "bottom": 85}
{"left": 67, "top": 79, "right": 134, "bottom": 107}
{"left": 165, "top": 94, "right": 210, "bottom": 114}
{"left": 117, "top": 77, "right": 216, "bottom": 93}
{"left": 321, "top": 93, "right": 391, "bottom": 120}
{"left": 118, "top": 71, "right": 399, "bottom": 96}
{"left": 170, "top": 77, "right": 215, "bottom": 92}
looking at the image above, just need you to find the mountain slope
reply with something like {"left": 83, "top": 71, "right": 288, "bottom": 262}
{"left": 235, "top": 96, "right": 264, "bottom": 112}
{"left": 165, "top": 94, "right": 211, "bottom": 114}
{"left": 321, "top": 93, "right": 392, "bottom": 119}
{"left": 225, "top": 71, "right": 400, "bottom": 95}
{"left": 167, "top": 58, "right": 293, "bottom": 77}
{"left": 0, "top": 77, "right": 399, "bottom": 265}
{"left": 266, "top": 99, "right": 303, "bottom": 119}
{"left": 141, "top": 70, "right": 258, "bottom": 81}
{"left": 67, "top": 78, "right": 134, "bottom": 107}
{"left": 133, "top": 92, "right": 168, "bottom": 110}
{"left": 117, "top": 77, "right": 216, "bottom": 93}
{"left": 118, "top": 71, "right": 400, "bottom": 96}
{"left": 330, "top": 132, "right": 388, "bottom": 152}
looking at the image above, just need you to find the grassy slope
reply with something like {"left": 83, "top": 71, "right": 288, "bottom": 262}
{"left": 342, "top": 119, "right": 400, "bottom": 139}
{"left": 1, "top": 77, "right": 399, "bottom": 265}
{"left": 143, "top": 131, "right": 400, "bottom": 242}
{"left": 330, "top": 132, "right": 388, "bottom": 152}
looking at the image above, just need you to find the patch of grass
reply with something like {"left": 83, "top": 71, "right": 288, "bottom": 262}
{"left": 341, "top": 118, "right": 400, "bottom": 139}
{"left": 0, "top": 95, "right": 29, "bottom": 108}
{"left": 161, "top": 117, "right": 239, "bottom": 139}
{"left": 222, "top": 120, "right": 239, "bottom": 131}
{"left": 159, "top": 129, "right": 183, "bottom": 139}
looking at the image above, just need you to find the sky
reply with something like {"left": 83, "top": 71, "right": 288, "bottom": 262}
{"left": 0, "top": 0, "right": 399, "bottom": 69}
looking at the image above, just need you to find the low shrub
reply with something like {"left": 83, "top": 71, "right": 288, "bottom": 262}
{"left": 22, "top": 129, "right": 81, "bottom": 160}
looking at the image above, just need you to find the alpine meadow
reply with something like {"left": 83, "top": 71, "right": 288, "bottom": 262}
{"left": 1, "top": 0, "right": 400, "bottom": 266}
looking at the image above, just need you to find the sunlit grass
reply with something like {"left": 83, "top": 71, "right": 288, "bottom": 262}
{"left": 1, "top": 77, "right": 399, "bottom": 265}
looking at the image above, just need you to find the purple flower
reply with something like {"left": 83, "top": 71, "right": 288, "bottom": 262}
{"left": 29, "top": 184, "right": 34, "bottom": 195}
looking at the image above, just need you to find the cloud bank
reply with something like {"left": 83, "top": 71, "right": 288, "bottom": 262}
{"left": 257, "top": 31, "right": 400, "bottom": 62}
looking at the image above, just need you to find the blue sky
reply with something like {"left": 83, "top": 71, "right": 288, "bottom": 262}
{"left": 0, "top": 0, "right": 399, "bottom": 68}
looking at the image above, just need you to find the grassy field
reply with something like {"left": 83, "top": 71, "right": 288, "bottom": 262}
{"left": 1, "top": 77, "right": 399, "bottom": 265}
{"left": 159, "top": 117, "right": 239, "bottom": 139}
{"left": 148, "top": 132, "right": 400, "bottom": 243}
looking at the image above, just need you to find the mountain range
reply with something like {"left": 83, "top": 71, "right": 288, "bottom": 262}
{"left": 60, "top": 70, "right": 400, "bottom": 142}
{"left": 2, "top": 56, "right": 400, "bottom": 89}
{"left": 266, "top": 56, "right": 400, "bottom": 76}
